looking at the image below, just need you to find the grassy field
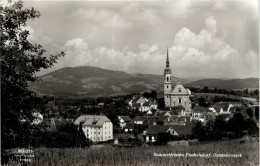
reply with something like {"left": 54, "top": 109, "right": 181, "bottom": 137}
{"left": 5, "top": 137, "right": 259, "bottom": 166}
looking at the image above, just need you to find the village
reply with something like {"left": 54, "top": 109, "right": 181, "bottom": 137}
{"left": 31, "top": 51, "right": 259, "bottom": 147}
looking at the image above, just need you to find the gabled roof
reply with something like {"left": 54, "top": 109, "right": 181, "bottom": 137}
{"left": 159, "top": 116, "right": 171, "bottom": 122}
{"left": 118, "top": 116, "right": 132, "bottom": 122}
{"left": 171, "top": 125, "right": 193, "bottom": 136}
{"left": 172, "top": 82, "right": 189, "bottom": 94}
{"left": 155, "top": 111, "right": 167, "bottom": 116}
{"left": 229, "top": 106, "right": 247, "bottom": 112}
{"left": 219, "top": 114, "right": 230, "bottom": 120}
{"left": 125, "top": 123, "right": 134, "bottom": 129}
{"left": 74, "top": 115, "right": 111, "bottom": 126}
{"left": 133, "top": 116, "right": 146, "bottom": 121}
{"left": 132, "top": 103, "right": 141, "bottom": 107}
{"left": 143, "top": 101, "right": 150, "bottom": 106}
{"left": 193, "top": 106, "right": 209, "bottom": 113}
{"left": 146, "top": 125, "right": 193, "bottom": 136}
{"left": 146, "top": 125, "right": 173, "bottom": 135}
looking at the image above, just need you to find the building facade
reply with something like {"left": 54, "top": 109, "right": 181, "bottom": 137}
{"left": 164, "top": 48, "right": 192, "bottom": 112}
{"left": 74, "top": 115, "right": 113, "bottom": 142}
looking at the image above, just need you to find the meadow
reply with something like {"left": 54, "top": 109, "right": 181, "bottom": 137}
{"left": 5, "top": 137, "right": 258, "bottom": 166}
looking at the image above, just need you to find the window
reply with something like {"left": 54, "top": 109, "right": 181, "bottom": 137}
{"left": 167, "top": 85, "right": 168, "bottom": 88}
{"left": 179, "top": 98, "right": 181, "bottom": 103}
{"left": 167, "top": 77, "right": 169, "bottom": 81}
{"left": 179, "top": 89, "right": 181, "bottom": 92}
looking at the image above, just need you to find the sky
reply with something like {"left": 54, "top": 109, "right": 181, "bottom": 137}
{"left": 3, "top": 0, "right": 259, "bottom": 78}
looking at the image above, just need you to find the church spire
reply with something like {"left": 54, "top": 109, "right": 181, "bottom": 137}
{"left": 166, "top": 47, "right": 169, "bottom": 67}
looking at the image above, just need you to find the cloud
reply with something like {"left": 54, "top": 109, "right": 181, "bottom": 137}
{"left": 65, "top": 38, "right": 88, "bottom": 49}
{"left": 31, "top": 1, "right": 258, "bottom": 78}
{"left": 170, "top": 16, "right": 258, "bottom": 78}
{"left": 39, "top": 16, "right": 258, "bottom": 78}
{"left": 163, "top": 0, "right": 193, "bottom": 17}
{"left": 74, "top": 8, "right": 114, "bottom": 21}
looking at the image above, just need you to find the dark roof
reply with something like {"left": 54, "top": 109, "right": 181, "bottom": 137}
{"left": 146, "top": 125, "right": 193, "bottom": 136}
{"left": 146, "top": 125, "right": 172, "bottom": 135}
{"left": 159, "top": 116, "right": 171, "bottom": 122}
{"left": 143, "top": 101, "right": 150, "bottom": 106}
{"left": 171, "top": 125, "right": 193, "bottom": 135}
{"left": 193, "top": 106, "right": 209, "bottom": 113}
{"left": 132, "top": 103, "right": 141, "bottom": 107}
{"left": 118, "top": 116, "right": 131, "bottom": 122}
{"left": 229, "top": 106, "right": 247, "bottom": 112}
{"left": 219, "top": 114, "right": 230, "bottom": 120}
{"left": 155, "top": 111, "right": 167, "bottom": 116}
{"left": 125, "top": 123, "right": 134, "bottom": 129}
{"left": 133, "top": 116, "right": 146, "bottom": 121}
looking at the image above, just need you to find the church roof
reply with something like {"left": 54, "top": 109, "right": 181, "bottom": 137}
{"left": 171, "top": 82, "right": 189, "bottom": 94}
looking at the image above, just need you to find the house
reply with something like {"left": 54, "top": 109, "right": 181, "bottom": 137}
{"left": 133, "top": 116, "right": 146, "bottom": 125}
{"left": 74, "top": 115, "right": 113, "bottom": 142}
{"left": 129, "top": 96, "right": 158, "bottom": 112}
{"left": 32, "top": 111, "right": 43, "bottom": 125}
{"left": 132, "top": 103, "right": 142, "bottom": 111}
{"left": 97, "top": 103, "right": 105, "bottom": 108}
{"left": 146, "top": 110, "right": 153, "bottom": 115}
{"left": 219, "top": 114, "right": 231, "bottom": 121}
{"left": 144, "top": 125, "right": 193, "bottom": 142}
{"left": 155, "top": 110, "right": 167, "bottom": 116}
{"left": 159, "top": 115, "right": 192, "bottom": 125}
{"left": 43, "top": 118, "right": 74, "bottom": 131}
{"left": 118, "top": 116, "right": 132, "bottom": 129}
{"left": 192, "top": 106, "right": 209, "bottom": 119}
{"left": 209, "top": 102, "right": 245, "bottom": 115}
{"left": 124, "top": 123, "right": 134, "bottom": 132}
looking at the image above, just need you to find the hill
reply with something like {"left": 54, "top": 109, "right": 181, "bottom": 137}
{"left": 184, "top": 78, "right": 259, "bottom": 90}
{"left": 30, "top": 66, "right": 184, "bottom": 98}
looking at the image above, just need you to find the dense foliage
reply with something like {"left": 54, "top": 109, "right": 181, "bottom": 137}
{"left": 192, "top": 114, "right": 259, "bottom": 141}
{"left": 1, "top": 1, "right": 64, "bottom": 149}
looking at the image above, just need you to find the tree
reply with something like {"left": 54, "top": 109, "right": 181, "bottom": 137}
{"left": 191, "top": 121, "right": 206, "bottom": 141}
{"left": 157, "top": 98, "right": 165, "bottom": 109}
{"left": 1, "top": 1, "right": 64, "bottom": 149}
{"left": 155, "top": 132, "right": 175, "bottom": 145}
{"left": 198, "top": 97, "right": 207, "bottom": 107}
{"left": 226, "top": 113, "right": 246, "bottom": 138}
{"left": 246, "top": 108, "right": 254, "bottom": 118}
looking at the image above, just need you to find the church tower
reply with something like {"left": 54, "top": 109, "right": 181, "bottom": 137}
{"left": 164, "top": 48, "right": 172, "bottom": 107}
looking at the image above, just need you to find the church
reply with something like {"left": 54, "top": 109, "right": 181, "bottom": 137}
{"left": 164, "top": 48, "right": 192, "bottom": 112}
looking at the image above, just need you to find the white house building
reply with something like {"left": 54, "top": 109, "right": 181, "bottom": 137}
{"left": 74, "top": 115, "right": 113, "bottom": 142}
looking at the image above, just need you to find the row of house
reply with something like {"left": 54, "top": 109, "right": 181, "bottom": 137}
{"left": 128, "top": 96, "right": 158, "bottom": 113}
{"left": 191, "top": 102, "right": 249, "bottom": 122}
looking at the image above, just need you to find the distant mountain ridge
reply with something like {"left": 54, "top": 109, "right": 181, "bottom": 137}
{"left": 30, "top": 66, "right": 181, "bottom": 98}
{"left": 29, "top": 66, "right": 259, "bottom": 98}
{"left": 184, "top": 78, "right": 259, "bottom": 90}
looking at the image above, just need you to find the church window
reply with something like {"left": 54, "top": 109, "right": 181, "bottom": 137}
{"left": 179, "top": 98, "right": 181, "bottom": 103}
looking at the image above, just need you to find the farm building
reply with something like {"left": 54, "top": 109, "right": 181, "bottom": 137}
{"left": 74, "top": 115, "right": 113, "bottom": 142}
{"left": 118, "top": 116, "right": 132, "bottom": 129}
{"left": 144, "top": 125, "right": 193, "bottom": 142}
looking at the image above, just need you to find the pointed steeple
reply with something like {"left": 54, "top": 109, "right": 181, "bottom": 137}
{"left": 166, "top": 47, "right": 169, "bottom": 67}
{"left": 164, "top": 47, "right": 172, "bottom": 75}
